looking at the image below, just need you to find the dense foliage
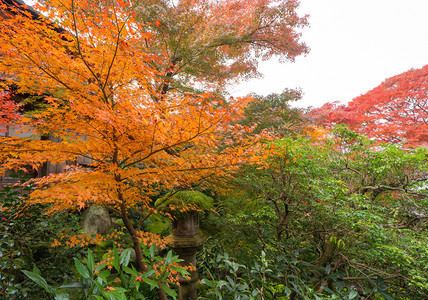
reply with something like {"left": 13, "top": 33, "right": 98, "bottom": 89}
{"left": 0, "top": 0, "right": 274, "bottom": 288}
{"left": 200, "top": 126, "right": 427, "bottom": 299}
{"left": 0, "top": 0, "right": 427, "bottom": 299}
{"left": 132, "top": 0, "right": 309, "bottom": 93}
{"left": 310, "top": 65, "right": 428, "bottom": 146}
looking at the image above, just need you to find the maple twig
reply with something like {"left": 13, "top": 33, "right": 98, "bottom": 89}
{"left": 17, "top": 51, "right": 73, "bottom": 91}
{"left": 122, "top": 116, "right": 221, "bottom": 168}
{"left": 105, "top": 204, "right": 121, "bottom": 215}
{"left": 102, "top": 4, "right": 132, "bottom": 97}
{"left": 70, "top": 0, "right": 110, "bottom": 104}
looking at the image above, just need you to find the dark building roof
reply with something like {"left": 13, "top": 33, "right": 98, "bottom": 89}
{"left": 0, "top": 0, "right": 62, "bottom": 110}
{"left": 1, "top": 0, "right": 43, "bottom": 20}
{"left": 1, "top": 0, "right": 66, "bottom": 33}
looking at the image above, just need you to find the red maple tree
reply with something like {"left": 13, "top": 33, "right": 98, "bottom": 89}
{"left": 309, "top": 101, "right": 357, "bottom": 128}
{"left": 311, "top": 65, "right": 428, "bottom": 146}
{"left": 0, "top": 91, "right": 21, "bottom": 131}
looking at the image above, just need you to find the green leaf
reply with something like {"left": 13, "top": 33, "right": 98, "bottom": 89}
{"left": 54, "top": 292, "right": 70, "bottom": 300}
{"left": 348, "top": 291, "right": 358, "bottom": 299}
{"left": 325, "top": 263, "right": 331, "bottom": 275}
{"left": 22, "top": 270, "right": 52, "bottom": 293}
{"left": 142, "top": 277, "right": 158, "bottom": 289}
{"left": 283, "top": 287, "right": 292, "bottom": 296}
{"left": 95, "top": 262, "right": 107, "bottom": 272}
{"left": 87, "top": 249, "right": 95, "bottom": 273}
{"left": 141, "top": 245, "right": 150, "bottom": 257}
{"left": 60, "top": 282, "right": 87, "bottom": 290}
{"left": 379, "top": 291, "right": 395, "bottom": 300}
{"left": 119, "top": 273, "right": 128, "bottom": 289}
{"left": 165, "top": 250, "right": 173, "bottom": 265}
{"left": 200, "top": 278, "right": 214, "bottom": 288}
{"left": 321, "top": 286, "right": 336, "bottom": 294}
{"left": 74, "top": 258, "right": 91, "bottom": 279}
{"left": 170, "top": 266, "right": 189, "bottom": 277}
{"left": 149, "top": 244, "right": 156, "bottom": 258}
{"left": 110, "top": 287, "right": 128, "bottom": 293}
{"left": 123, "top": 266, "right": 138, "bottom": 276}
{"left": 113, "top": 248, "right": 120, "bottom": 270}
{"left": 32, "top": 264, "right": 41, "bottom": 275}
{"left": 119, "top": 248, "right": 132, "bottom": 267}
{"left": 161, "top": 283, "right": 177, "bottom": 298}
{"left": 104, "top": 289, "right": 127, "bottom": 300}
{"left": 143, "top": 270, "right": 156, "bottom": 278}
{"left": 133, "top": 291, "right": 146, "bottom": 299}
{"left": 93, "top": 279, "right": 105, "bottom": 295}
{"left": 96, "top": 270, "right": 111, "bottom": 283}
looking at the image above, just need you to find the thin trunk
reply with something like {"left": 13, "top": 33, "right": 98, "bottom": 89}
{"left": 276, "top": 202, "right": 289, "bottom": 242}
{"left": 317, "top": 237, "right": 336, "bottom": 267}
{"left": 120, "top": 203, "right": 168, "bottom": 300}
{"left": 156, "top": 55, "right": 181, "bottom": 101}
{"left": 120, "top": 206, "right": 147, "bottom": 272}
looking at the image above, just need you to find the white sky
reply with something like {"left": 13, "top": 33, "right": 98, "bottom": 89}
{"left": 230, "top": 0, "right": 428, "bottom": 108}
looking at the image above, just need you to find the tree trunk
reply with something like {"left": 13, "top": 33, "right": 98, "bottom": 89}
{"left": 120, "top": 204, "right": 168, "bottom": 300}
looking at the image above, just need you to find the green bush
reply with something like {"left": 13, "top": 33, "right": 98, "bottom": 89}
{"left": 23, "top": 245, "right": 189, "bottom": 299}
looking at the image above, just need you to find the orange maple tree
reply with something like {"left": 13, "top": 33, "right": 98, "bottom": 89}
{"left": 0, "top": 0, "right": 278, "bottom": 278}
{"left": 310, "top": 66, "right": 428, "bottom": 146}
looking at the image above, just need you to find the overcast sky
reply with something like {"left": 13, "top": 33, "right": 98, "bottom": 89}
{"left": 230, "top": 0, "right": 428, "bottom": 108}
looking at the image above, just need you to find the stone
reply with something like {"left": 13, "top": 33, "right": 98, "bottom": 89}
{"left": 172, "top": 212, "right": 200, "bottom": 236}
{"left": 80, "top": 205, "right": 111, "bottom": 236}
{"left": 168, "top": 211, "right": 206, "bottom": 300}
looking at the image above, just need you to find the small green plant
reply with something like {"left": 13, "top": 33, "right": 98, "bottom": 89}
{"left": 199, "top": 252, "right": 293, "bottom": 299}
{"left": 0, "top": 172, "right": 45, "bottom": 298}
{"left": 0, "top": 172, "right": 84, "bottom": 298}
{"left": 198, "top": 250, "right": 397, "bottom": 300}
{"left": 23, "top": 245, "right": 190, "bottom": 299}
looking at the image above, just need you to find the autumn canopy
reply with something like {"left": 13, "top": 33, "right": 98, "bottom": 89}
{"left": 0, "top": 0, "right": 310, "bottom": 276}
{"left": 311, "top": 65, "right": 428, "bottom": 146}
{"left": 2, "top": 1, "right": 428, "bottom": 299}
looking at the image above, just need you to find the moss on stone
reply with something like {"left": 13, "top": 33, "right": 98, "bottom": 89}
{"left": 155, "top": 190, "right": 213, "bottom": 211}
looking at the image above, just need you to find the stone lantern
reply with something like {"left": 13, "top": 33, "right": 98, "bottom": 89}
{"left": 156, "top": 191, "right": 213, "bottom": 300}
{"left": 169, "top": 211, "right": 206, "bottom": 299}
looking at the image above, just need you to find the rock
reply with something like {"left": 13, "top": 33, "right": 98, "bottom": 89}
{"left": 80, "top": 205, "right": 112, "bottom": 236}
{"left": 129, "top": 248, "right": 136, "bottom": 261}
